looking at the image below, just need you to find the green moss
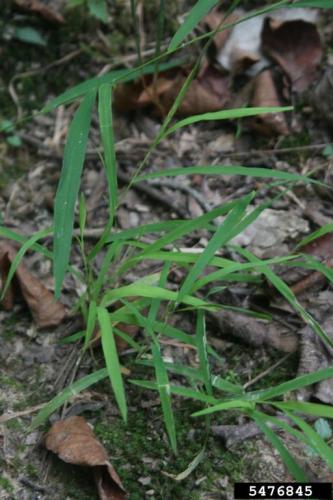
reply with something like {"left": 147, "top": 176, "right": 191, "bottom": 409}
{"left": 51, "top": 458, "right": 98, "bottom": 500}
{"left": 93, "top": 400, "right": 249, "bottom": 498}
{"left": 0, "top": 476, "right": 14, "bottom": 493}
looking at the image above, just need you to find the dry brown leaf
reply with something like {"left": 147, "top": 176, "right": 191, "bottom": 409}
{"left": 262, "top": 17, "right": 322, "bottom": 92}
{"left": 203, "top": 10, "right": 239, "bottom": 55}
{"left": 115, "top": 64, "right": 231, "bottom": 117}
{"left": 45, "top": 416, "right": 127, "bottom": 500}
{"left": 14, "top": 0, "right": 64, "bottom": 23}
{"left": 159, "top": 66, "right": 231, "bottom": 116}
{"left": 136, "top": 77, "right": 175, "bottom": 106}
{"left": 0, "top": 242, "right": 66, "bottom": 328}
{"left": 250, "top": 69, "right": 289, "bottom": 135}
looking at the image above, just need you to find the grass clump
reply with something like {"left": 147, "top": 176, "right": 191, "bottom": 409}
{"left": 2, "top": 0, "right": 333, "bottom": 487}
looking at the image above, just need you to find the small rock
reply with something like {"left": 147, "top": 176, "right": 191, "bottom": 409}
{"left": 138, "top": 476, "right": 151, "bottom": 486}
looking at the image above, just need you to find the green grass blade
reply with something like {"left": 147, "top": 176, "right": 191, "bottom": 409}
{"left": 137, "top": 359, "right": 205, "bottom": 382}
{"left": 192, "top": 400, "right": 254, "bottom": 417}
{"left": 291, "top": 1, "right": 333, "bottom": 7}
{"left": 30, "top": 368, "right": 108, "bottom": 429}
{"left": 178, "top": 192, "right": 254, "bottom": 303}
{"left": 165, "top": 107, "right": 292, "bottom": 137}
{"left": 0, "top": 226, "right": 52, "bottom": 300}
{"left": 211, "top": 375, "right": 244, "bottom": 395}
{"left": 83, "top": 300, "right": 97, "bottom": 350}
{"left": 165, "top": 447, "right": 205, "bottom": 481}
{"left": 130, "top": 380, "right": 218, "bottom": 404}
{"left": 58, "top": 330, "right": 85, "bottom": 345}
{"left": 168, "top": 0, "right": 220, "bottom": 51}
{"left": 234, "top": 246, "right": 333, "bottom": 349}
{"left": 196, "top": 310, "right": 212, "bottom": 395}
{"left": 272, "top": 401, "right": 333, "bottom": 419}
{"left": 42, "top": 58, "right": 185, "bottom": 112}
{"left": 286, "top": 411, "right": 333, "bottom": 469}
{"left": 92, "top": 240, "right": 121, "bottom": 300}
{"left": 108, "top": 220, "right": 184, "bottom": 242}
{"left": 256, "top": 411, "right": 311, "bottom": 447}
{"left": 193, "top": 254, "right": 297, "bottom": 293}
{"left": 53, "top": 91, "right": 96, "bottom": 297}
{"left": 250, "top": 410, "right": 309, "bottom": 481}
{"left": 134, "top": 165, "right": 318, "bottom": 185}
{"left": 112, "top": 306, "right": 196, "bottom": 346}
{"left": 141, "top": 262, "right": 178, "bottom": 452}
{"left": 0, "top": 226, "right": 53, "bottom": 260}
{"left": 97, "top": 307, "right": 127, "bottom": 422}
{"left": 246, "top": 367, "right": 333, "bottom": 402}
{"left": 98, "top": 84, "right": 117, "bottom": 224}
{"left": 151, "top": 342, "right": 177, "bottom": 453}
{"left": 113, "top": 327, "right": 141, "bottom": 352}
{"left": 296, "top": 222, "right": 333, "bottom": 249}
{"left": 117, "top": 200, "right": 239, "bottom": 275}
{"left": 101, "top": 282, "right": 216, "bottom": 310}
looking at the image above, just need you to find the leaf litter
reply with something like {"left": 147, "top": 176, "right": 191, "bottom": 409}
{"left": 45, "top": 416, "right": 126, "bottom": 500}
{"left": 2, "top": 1, "right": 333, "bottom": 497}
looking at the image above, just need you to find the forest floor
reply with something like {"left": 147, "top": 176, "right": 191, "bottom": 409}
{"left": 1, "top": 1, "right": 333, "bottom": 499}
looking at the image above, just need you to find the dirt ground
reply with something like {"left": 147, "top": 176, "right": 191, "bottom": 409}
{"left": 1, "top": 1, "right": 333, "bottom": 499}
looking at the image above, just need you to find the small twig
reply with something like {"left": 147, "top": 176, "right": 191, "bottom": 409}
{"left": 0, "top": 403, "right": 46, "bottom": 423}
{"left": 149, "top": 178, "right": 213, "bottom": 214}
{"left": 20, "top": 477, "right": 49, "bottom": 493}
{"left": 243, "top": 352, "right": 292, "bottom": 390}
{"left": 117, "top": 170, "right": 188, "bottom": 218}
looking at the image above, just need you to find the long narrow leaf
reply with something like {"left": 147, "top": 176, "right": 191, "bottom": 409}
{"left": 234, "top": 246, "right": 333, "bottom": 349}
{"left": 246, "top": 367, "right": 333, "bottom": 402}
{"left": 97, "top": 307, "right": 127, "bottom": 422}
{"left": 196, "top": 310, "right": 212, "bottom": 395}
{"left": 272, "top": 401, "right": 333, "bottom": 419}
{"left": 30, "top": 368, "right": 108, "bottom": 429}
{"left": 42, "top": 58, "right": 185, "bottom": 112}
{"left": 98, "top": 84, "right": 117, "bottom": 223}
{"left": 101, "top": 282, "right": 216, "bottom": 310}
{"left": 192, "top": 400, "right": 254, "bottom": 417}
{"left": 165, "top": 107, "right": 292, "bottom": 137}
{"left": 0, "top": 226, "right": 52, "bottom": 300}
{"left": 130, "top": 379, "right": 218, "bottom": 404}
{"left": 152, "top": 342, "right": 177, "bottom": 453}
{"left": 292, "top": 1, "right": 333, "bottom": 6}
{"left": 250, "top": 410, "right": 308, "bottom": 481}
{"left": 135, "top": 165, "right": 319, "bottom": 185}
{"left": 117, "top": 200, "right": 239, "bottom": 275}
{"left": 169, "top": 0, "right": 220, "bottom": 51}
{"left": 286, "top": 411, "right": 333, "bottom": 469}
{"left": 178, "top": 192, "right": 254, "bottom": 302}
{"left": 54, "top": 91, "right": 96, "bottom": 297}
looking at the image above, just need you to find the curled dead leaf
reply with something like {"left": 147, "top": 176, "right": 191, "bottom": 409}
{"left": 250, "top": 69, "right": 289, "bottom": 136}
{"left": 45, "top": 416, "right": 127, "bottom": 500}
{"left": 0, "top": 242, "right": 66, "bottom": 328}
{"left": 114, "top": 65, "right": 231, "bottom": 117}
{"left": 203, "top": 10, "right": 239, "bottom": 56}
{"left": 262, "top": 17, "right": 322, "bottom": 92}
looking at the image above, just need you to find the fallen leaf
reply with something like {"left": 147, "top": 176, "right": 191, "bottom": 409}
{"left": 14, "top": 0, "right": 64, "bottom": 23}
{"left": 203, "top": 9, "right": 239, "bottom": 56}
{"left": 262, "top": 17, "right": 322, "bottom": 92}
{"left": 159, "top": 66, "right": 231, "bottom": 116}
{"left": 45, "top": 416, "right": 127, "bottom": 500}
{"left": 250, "top": 70, "right": 289, "bottom": 136}
{"left": 114, "top": 66, "right": 231, "bottom": 116}
{"left": 215, "top": 11, "right": 270, "bottom": 76}
{"left": 0, "top": 242, "right": 66, "bottom": 328}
